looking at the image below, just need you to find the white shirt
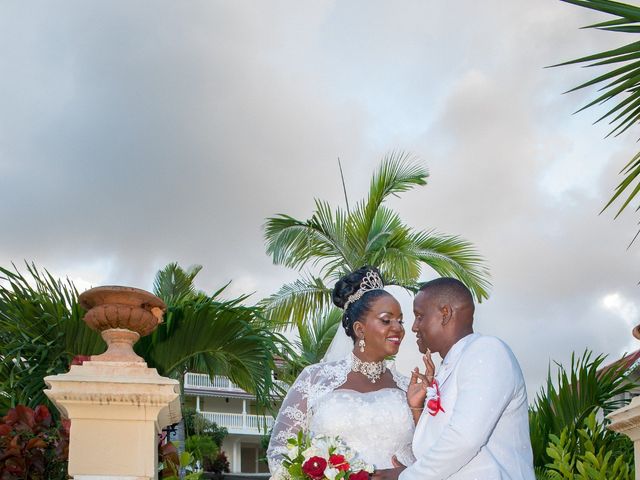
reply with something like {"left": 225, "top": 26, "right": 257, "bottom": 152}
{"left": 399, "top": 333, "right": 535, "bottom": 480}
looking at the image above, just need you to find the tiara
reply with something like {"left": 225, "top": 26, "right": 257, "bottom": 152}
{"left": 343, "top": 270, "right": 385, "bottom": 310}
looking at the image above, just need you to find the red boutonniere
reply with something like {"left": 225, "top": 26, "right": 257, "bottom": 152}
{"left": 425, "top": 379, "right": 445, "bottom": 416}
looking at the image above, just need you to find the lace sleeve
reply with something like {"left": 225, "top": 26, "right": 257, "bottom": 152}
{"left": 389, "top": 362, "right": 409, "bottom": 391}
{"left": 389, "top": 364, "right": 416, "bottom": 466}
{"left": 267, "top": 366, "right": 313, "bottom": 477}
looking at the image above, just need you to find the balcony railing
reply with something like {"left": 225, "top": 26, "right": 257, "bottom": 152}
{"left": 185, "top": 373, "right": 246, "bottom": 393}
{"left": 199, "top": 411, "right": 275, "bottom": 434}
{"left": 184, "top": 373, "right": 288, "bottom": 394}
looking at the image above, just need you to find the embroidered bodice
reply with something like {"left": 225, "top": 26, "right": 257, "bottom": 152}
{"left": 267, "top": 355, "right": 415, "bottom": 477}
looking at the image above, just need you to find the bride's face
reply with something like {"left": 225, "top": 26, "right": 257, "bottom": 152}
{"left": 354, "top": 294, "right": 405, "bottom": 359}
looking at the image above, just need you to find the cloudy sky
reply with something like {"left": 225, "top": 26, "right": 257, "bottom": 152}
{"left": 2, "top": 0, "right": 640, "bottom": 398}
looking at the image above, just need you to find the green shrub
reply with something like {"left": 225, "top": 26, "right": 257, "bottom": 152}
{"left": 0, "top": 405, "right": 70, "bottom": 480}
{"left": 540, "top": 412, "right": 633, "bottom": 480}
{"left": 185, "top": 434, "right": 219, "bottom": 465}
{"left": 183, "top": 407, "right": 228, "bottom": 447}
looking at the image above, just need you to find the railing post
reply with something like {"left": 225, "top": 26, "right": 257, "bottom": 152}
{"left": 242, "top": 399, "right": 247, "bottom": 430}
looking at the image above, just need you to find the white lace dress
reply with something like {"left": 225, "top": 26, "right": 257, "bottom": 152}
{"left": 267, "top": 355, "right": 415, "bottom": 478}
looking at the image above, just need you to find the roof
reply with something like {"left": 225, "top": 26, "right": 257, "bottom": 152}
{"left": 599, "top": 349, "right": 640, "bottom": 376}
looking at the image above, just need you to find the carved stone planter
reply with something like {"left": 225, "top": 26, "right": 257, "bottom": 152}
{"left": 79, "top": 285, "right": 166, "bottom": 363}
{"left": 45, "top": 285, "right": 180, "bottom": 480}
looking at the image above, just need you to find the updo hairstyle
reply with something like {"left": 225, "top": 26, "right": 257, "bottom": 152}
{"left": 332, "top": 266, "right": 389, "bottom": 341}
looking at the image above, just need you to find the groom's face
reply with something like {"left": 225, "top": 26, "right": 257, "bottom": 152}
{"left": 412, "top": 290, "right": 444, "bottom": 354}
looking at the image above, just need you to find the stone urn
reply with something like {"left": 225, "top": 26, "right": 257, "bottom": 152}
{"left": 79, "top": 286, "right": 166, "bottom": 363}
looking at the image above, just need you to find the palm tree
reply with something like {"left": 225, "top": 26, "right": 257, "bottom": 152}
{"left": 554, "top": 0, "right": 640, "bottom": 242}
{"left": 137, "top": 262, "right": 286, "bottom": 406}
{"left": 261, "top": 151, "right": 491, "bottom": 328}
{"left": 0, "top": 262, "right": 286, "bottom": 417}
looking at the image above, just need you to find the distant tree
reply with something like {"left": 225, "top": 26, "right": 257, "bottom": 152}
{"left": 261, "top": 151, "right": 491, "bottom": 329}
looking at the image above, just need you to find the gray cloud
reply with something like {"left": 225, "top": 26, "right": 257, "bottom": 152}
{"left": 1, "top": 0, "right": 638, "bottom": 397}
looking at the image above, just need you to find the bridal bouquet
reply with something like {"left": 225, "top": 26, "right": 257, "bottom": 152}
{"left": 281, "top": 431, "right": 374, "bottom": 480}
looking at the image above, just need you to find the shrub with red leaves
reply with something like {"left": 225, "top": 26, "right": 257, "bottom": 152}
{"left": 0, "top": 405, "right": 69, "bottom": 480}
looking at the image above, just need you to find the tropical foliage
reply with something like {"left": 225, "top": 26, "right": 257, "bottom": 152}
{"left": 138, "top": 262, "right": 287, "bottom": 406}
{"left": 555, "top": 0, "right": 640, "bottom": 241}
{"left": 262, "top": 151, "right": 491, "bottom": 329}
{"left": 0, "top": 264, "right": 105, "bottom": 414}
{"left": 277, "top": 309, "right": 342, "bottom": 384}
{"left": 0, "top": 262, "right": 287, "bottom": 416}
{"left": 0, "top": 404, "right": 70, "bottom": 480}
{"left": 530, "top": 351, "right": 636, "bottom": 478}
{"left": 539, "top": 413, "right": 633, "bottom": 479}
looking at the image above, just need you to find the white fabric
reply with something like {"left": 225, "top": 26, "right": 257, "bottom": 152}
{"left": 267, "top": 354, "right": 414, "bottom": 477}
{"left": 399, "top": 333, "right": 535, "bottom": 480}
{"left": 322, "top": 326, "right": 354, "bottom": 363}
{"left": 310, "top": 388, "right": 415, "bottom": 468}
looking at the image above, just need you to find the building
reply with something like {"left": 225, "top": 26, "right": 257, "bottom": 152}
{"left": 183, "top": 372, "right": 283, "bottom": 474}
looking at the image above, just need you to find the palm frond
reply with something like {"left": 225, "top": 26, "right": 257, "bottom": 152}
{"left": 411, "top": 231, "right": 492, "bottom": 302}
{"left": 528, "top": 350, "right": 637, "bottom": 468}
{"left": 555, "top": 0, "right": 640, "bottom": 223}
{"left": 264, "top": 201, "right": 351, "bottom": 272}
{"left": 153, "top": 262, "right": 203, "bottom": 305}
{"left": 137, "top": 296, "right": 284, "bottom": 407}
{"left": 355, "top": 152, "right": 427, "bottom": 242}
{"left": 0, "top": 263, "right": 104, "bottom": 416}
{"left": 259, "top": 276, "right": 333, "bottom": 328}
{"left": 296, "top": 308, "right": 342, "bottom": 365}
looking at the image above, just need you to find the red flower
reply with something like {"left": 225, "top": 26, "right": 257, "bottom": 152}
{"left": 329, "top": 454, "right": 349, "bottom": 471}
{"left": 349, "top": 470, "right": 370, "bottom": 480}
{"left": 71, "top": 355, "right": 91, "bottom": 366}
{"left": 302, "top": 456, "right": 327, "bottom": 479}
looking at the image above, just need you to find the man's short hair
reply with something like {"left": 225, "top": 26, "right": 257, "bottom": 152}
{"left": 419, "top": 277, "right": 474, "bottom": 306}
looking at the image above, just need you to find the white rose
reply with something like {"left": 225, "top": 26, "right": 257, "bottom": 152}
{"left": 324, "top": 467, "right": 340, "bottom": 480}
{"left": 286, "top": 445, "right": 299, "bottom": 458}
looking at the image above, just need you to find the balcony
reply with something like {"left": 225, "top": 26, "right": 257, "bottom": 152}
{"left": 184, "top": 373, "right": 288, "bottom": 396}
{"left": 185, "top": 373, "right": 247, "bottom": 393}
{"left": 199, "top": 411, "right": 275, "bottom": 434}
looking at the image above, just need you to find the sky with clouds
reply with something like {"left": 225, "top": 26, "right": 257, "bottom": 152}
{"left": 2, "top": 0, "right": 640, "bottom": 398}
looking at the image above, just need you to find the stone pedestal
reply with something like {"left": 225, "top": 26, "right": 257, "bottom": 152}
{"left": 607, "top": 396, "right": 640, "bottom": 478}
{"left": 45, "top": 361, "right": 181, "bottom": 480}
{"left": 44, "top": 285, "right": 181, "bottom": 480}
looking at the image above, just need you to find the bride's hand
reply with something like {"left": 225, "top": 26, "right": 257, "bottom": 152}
{"left": 407, "top": 350, "right": 436, "bottom": 409}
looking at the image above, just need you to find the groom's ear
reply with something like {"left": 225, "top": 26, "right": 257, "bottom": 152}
{"left": 440, "top": 304, "right": 453, "bottom": 326}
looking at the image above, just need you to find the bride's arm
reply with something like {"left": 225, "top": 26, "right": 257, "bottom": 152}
{"left": 267, "top": 366, "right": 313, "bottom": 477}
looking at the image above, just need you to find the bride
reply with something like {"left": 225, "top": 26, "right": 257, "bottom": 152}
{"left": 267, "top": 266, "right": 434, "bottom": 477}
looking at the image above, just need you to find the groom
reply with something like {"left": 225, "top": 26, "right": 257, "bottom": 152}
{"left": 375, "top": 277, "right": 535, "bottom": 480}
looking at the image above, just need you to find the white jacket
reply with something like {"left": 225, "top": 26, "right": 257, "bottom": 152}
{"left": 399, "top": 333, "right": 535, "bottom": 480}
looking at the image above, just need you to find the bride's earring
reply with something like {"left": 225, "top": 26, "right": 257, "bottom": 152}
{"left": 358, "top": 337, "right": 366, "bottom": 353}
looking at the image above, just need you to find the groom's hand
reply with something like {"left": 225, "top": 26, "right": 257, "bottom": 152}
{"left": 372, "top": 456, "right": 405, "bottom": 480}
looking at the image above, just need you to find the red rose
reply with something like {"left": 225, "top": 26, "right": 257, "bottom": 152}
{"left": 302, "top": 456, "right": 327, "bottom": 479}
{"left": 329, "top": 454, "right": 349, "bottom": 471}
{"left": 349, "top": 470, "right": 370, "bottom": 480}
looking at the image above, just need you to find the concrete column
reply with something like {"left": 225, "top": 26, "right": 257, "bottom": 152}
{"left": 242, "top": 399, "right": 247, "bottom": 429}
{"left": 233, "top": 439, "right": 242, "bottom": 473}
{"left": 196, "top": 395, "right": 201, "bottom": 413}
{"left": 608, "top": 396, "right": 640, "bottom": 478}
{"left": 45, "top": 361, "right": 181, "bottom": 480}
